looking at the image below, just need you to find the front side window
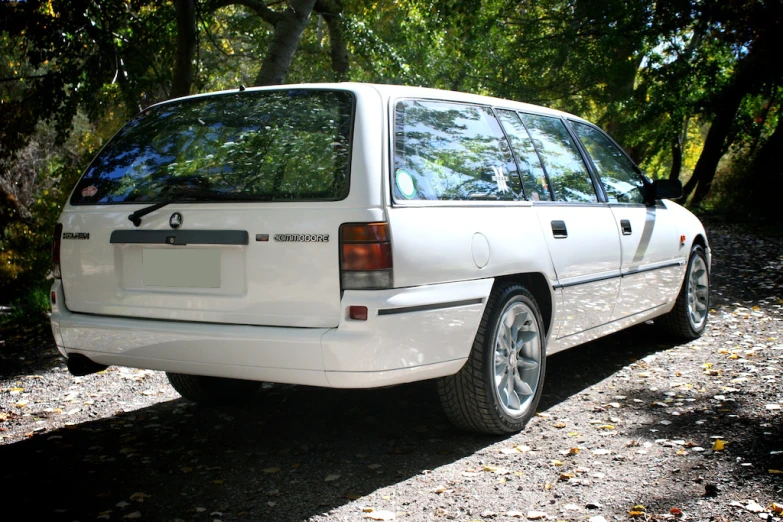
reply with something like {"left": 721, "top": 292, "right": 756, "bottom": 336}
{"left": 519, "top": 114, "right": 597, "bottom": 203}
{"left": 496, "top": 110, "right": 551, "bottom": 201}
{"left": 572, "top": 122, "right": 645, "bottom": 204}
{"left": 393, "top": 100, "right": 521, "bottom": 201}
{"left": 71, "top": 89, "right": 354, "bottom": 205}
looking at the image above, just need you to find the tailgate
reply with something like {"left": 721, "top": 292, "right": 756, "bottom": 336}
{"left": 59, "top": 205, "right": 367, "bottom": 327}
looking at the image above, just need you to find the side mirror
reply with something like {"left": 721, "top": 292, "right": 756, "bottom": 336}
{"left": 645, "top": 178, "right": 683, "bottom": 203}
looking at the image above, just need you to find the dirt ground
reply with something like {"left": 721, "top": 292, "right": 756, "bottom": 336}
{"left": 1, "top": 221, "right": 781, "bottom": 522}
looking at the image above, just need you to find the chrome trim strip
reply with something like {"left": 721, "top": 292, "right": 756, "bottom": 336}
{"left": 553, "top": 259, "right": 685, "bottom": 289}
{"left": 553, "top": 271, "right": 621, "bottom": 289}
{"left": 377, "top": 298, "right": 484, "bottom": 316}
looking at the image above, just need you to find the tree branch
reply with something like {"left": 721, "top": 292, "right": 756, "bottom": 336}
{"left": 209, "top": 0, "right": 284, "bottom": 25}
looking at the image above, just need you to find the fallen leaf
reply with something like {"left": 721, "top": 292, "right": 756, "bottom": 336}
{"left": 123, "top": 512, "right": 142, "bottom": 519}
{"left": 344, "top": 493, "right": 361, "bottom": 500}
{"left": 559, "top": 472, "right": 575, "bottom": 481}
{"left": 744, "top": 501, "right": 764, "bottom": 513}
{"left": 368, "top": 464, "right": 382, "bottom": 470}
{"left": 769, "top": 469, "right": 782, "bottom": 474}
{"left": 129, "top": 492, "right": 149, "bottom": 502}
{"left": 670, "top": 507, "right": 683, "bottom": 516}
{"left": 363, "top": 509, "right": 395, "bottom": 520}
{"left": 116, "top": 501, "right": 130, "bottom": 508}
{"left": 712, "top": 439, "right": 725, "bottom": 451}
{"left": 553, "top": 422, "right": 566, "bottom": 429}
{"left": 262, "top": 467, "right": 280, "bottom": 474}
{"left": 597, "top": 424, "right": 615, "bottom": 430}
{"left": 770, "top": 503, "right": 783, "bottom": 514}
{"left": 213, "top": 479, "right": 224, "bottom": 485}
{"left": 325, "top": 474, "right": 340, "bottom": 482}
{"left": 551, "top": 460, "right": 564, "bottom": 466}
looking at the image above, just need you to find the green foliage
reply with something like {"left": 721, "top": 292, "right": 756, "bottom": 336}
{"left": 0, "top": 280, "right": 52, "bottom": 325}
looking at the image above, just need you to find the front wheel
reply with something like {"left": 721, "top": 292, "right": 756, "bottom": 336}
{"left": 437, "top": 283, "right": 546, "bottom": 434}
{"left": 657, "top": 244, "right": 710, "bottom": 340}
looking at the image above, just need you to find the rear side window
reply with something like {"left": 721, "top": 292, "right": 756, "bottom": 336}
{"left": 71, "top": 90, "right": 354, "bottom": 205}
{"left": 519, "top": 114, "right": 597, "bottom": 203}
{"left": 496, "top": 110, "right": 552, "bottom": 201}
{"left": 393, "top": 100, "right": 521, "bottom": 201}
{"left": 571, "top": 122, "right": 645, "bottom": 204}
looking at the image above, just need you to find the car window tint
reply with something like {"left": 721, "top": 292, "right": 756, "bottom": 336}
{"left": 496, "top": 110, "right": 552, "bottom": 201}
{"left": 572, "top": 122, "right": 645, "bottom": 204}
{"left": 394, "top": 100, "right": 522, "bottom": 201}
{"left": 71, "top": 90, "right": 354, "bottom": 205}
{"left": 519, "top": 114, "right": 597, "bottom": 203}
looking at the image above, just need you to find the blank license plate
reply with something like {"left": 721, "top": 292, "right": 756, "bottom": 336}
{"left": 143, "top": 249, "right": 221, "bottom": 288}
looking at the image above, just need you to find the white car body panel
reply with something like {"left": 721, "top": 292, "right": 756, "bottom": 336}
{"left": 533, "top": 204, "right": 621, "bottom": 338}
{"left": 50, "top": 82, "right": 710, "bottom": 389}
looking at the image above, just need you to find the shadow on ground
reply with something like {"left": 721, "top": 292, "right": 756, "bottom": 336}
{"left": 1, "top": 322, "right": 682, "bottom": 521}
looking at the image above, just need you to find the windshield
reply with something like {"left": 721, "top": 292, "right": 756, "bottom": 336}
{"left": 70, "top": 89, "right": 354, "bottom": 205}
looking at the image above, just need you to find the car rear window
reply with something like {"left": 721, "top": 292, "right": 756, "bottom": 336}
{"left": 70, "top": 89, "right": 354, "bottom": 205}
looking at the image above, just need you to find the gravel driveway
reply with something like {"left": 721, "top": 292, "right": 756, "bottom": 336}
{"left": 1, "top": 221, "right": 781, "bottom": 521}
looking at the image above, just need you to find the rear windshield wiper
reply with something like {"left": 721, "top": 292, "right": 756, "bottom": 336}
{"left": 127, "top": 191, "right": 275, "bottom": 227}
{"left": 128, "top": 201, "right": 171, "bottom": 227}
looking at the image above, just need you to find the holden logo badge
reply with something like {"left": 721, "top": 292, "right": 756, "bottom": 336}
{"left": 169, "top": 212, "right": 183, "bottom": 229}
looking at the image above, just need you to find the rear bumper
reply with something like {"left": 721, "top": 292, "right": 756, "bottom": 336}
{"left": 50, "top": 279, "right": 491, "bottom": 388}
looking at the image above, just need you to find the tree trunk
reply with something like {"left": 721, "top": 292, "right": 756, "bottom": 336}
{"left": 752, "top": 109, "right": 783, "bottom": 175}
{"left": 254, "top": 0, "right": 317, "bottom": 86}
{"left": 669, "top": 136, "right": 682, "bottom": 180}
{"left": 682, "top": 85, "right": 745, "bottom": 206}
{"left": 171, "top": 0, "right": 197, "bottom": 98}
{"left": 322, "top": 10, "right": 348, "bottom": 79}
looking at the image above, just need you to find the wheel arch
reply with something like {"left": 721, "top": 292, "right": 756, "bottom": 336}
{"left": 491, "top": 273, "right": 553, "bottom": 339}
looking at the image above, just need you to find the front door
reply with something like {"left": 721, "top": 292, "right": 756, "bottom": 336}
{"left": 569, "top": 121, "right": 684, "bottom": 320}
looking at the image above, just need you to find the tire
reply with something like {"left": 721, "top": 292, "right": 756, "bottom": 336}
{"left": 657, "top": 244, "right": 710, "bottom": 340}
{"left": 166, "top": 372, "right": 263, "bottom": 404}
{"left": 437, "top": 283, "right": 546, "bottom": 434}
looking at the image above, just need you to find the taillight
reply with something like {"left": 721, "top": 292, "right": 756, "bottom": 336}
{"left": 340, "top": 222, "right": 393, "bottom": 289}
{"left": 53, "top": 223, "right": 63, "bottom": 279}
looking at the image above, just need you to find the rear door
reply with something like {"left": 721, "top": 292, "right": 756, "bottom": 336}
{"left": 59, "top": 88, "right": 363, "bottom": 328}
{"left": 498, "top": 111, "right": 622, "bottom": 339}
{"left": 570, "top": 121, "right": 683, "bottom": 320}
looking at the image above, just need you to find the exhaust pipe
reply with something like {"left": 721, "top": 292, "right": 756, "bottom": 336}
{"left": 67, "top": 353, "right": 109, "bottom": 376}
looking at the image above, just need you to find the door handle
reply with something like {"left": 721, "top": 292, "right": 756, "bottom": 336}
{"left": 551, "top": 220, "right": 568, "bottom": 238}
{"left": 620, "top": 219, "right": 632, "bottom": 235}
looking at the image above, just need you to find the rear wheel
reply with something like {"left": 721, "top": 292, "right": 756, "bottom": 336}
{"left": 657, "top": 244, "right": 710, "bottom": 340}
{"left": 437, "top": 284, "right": 546, "bottom": 434}
{"left": 166, "top": 372, "right": 263, "bottom": 404}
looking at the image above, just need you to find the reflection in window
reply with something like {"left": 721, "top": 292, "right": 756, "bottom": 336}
{"left": 519, "top": 114, "right": 597, "bottom": 203}
{"left": 572, "top": 122, "right": 645, "bottom": 204}
{"left": 496, "top": 110, "right": 551, "bottom": 201}
{"left": 71, "top": 90, "right": 354, "bottom": 205}
{"left": 394, "top": 100, "right": 521, "bottom": 201}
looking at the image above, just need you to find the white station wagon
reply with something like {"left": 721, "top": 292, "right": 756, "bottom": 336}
{"left": 50, "top": 83, "right": 711, "bottom": 434}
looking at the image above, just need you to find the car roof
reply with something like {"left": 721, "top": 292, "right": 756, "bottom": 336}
{"left": 148, "top": 82, "right": 588, "bottom": 123}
